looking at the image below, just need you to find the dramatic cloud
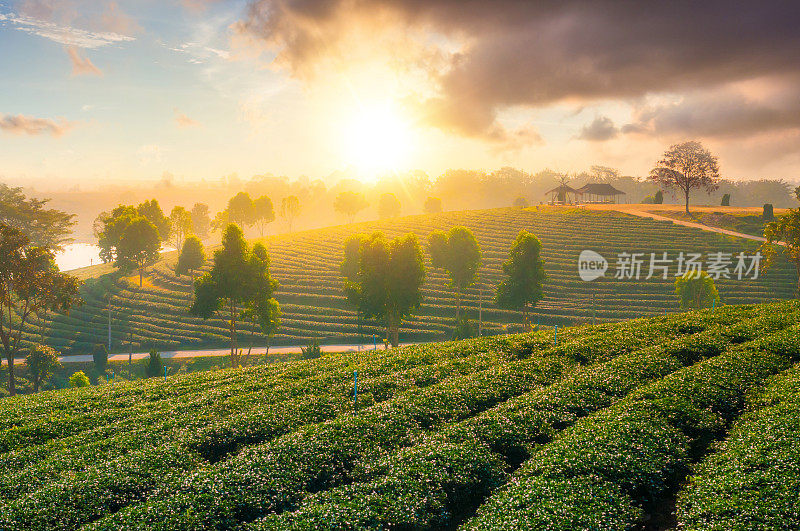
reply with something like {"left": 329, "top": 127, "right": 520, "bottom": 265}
{"left": 0, "top": 114, "right": 75, "bottom": 136}
{"left": 237, "top": 0, "right": 800, "bottom": 145}
{"left": 67, "top": 46, "right": 102, "bottom": 76}
{"left": 174, "top": 108, "right": 201, "bottom": 128}
{"left": 624, "top": 81, "right": 800, "bottom": 139}
{"left": 577, "top": 116, "right": 619, "bottom": 142}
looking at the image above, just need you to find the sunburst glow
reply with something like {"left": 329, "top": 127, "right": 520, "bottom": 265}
{"left": 343, "top": 103, "right": 413, "bottom": 175}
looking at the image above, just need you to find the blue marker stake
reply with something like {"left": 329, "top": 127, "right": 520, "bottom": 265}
{"left": 354, "top": 371, "right": 358, "bottom": 414}
{"left": 712, "top": 298, "right": 716, "bottom": 311}
{"left": 164, "top": 366, "right": 167, "bottom": 382}
{"left": 554, "top": 325, "right": 558, "bottom": 346}
{"left": 373, "top": 334, "right": 376, "bottom": 351}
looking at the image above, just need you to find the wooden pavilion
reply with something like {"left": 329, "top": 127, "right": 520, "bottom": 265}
{"left": 545, "top": 184, "right": 581, "bottom": 205}
{"left": 575, "top": 183, "right": 626, "bottom": 204}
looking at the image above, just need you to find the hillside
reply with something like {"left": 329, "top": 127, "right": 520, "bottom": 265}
{"left": 31, "top": 207, "right": 799, "bottom": 354}
{"left": 0, "top": 301, "right": 799, "bottom": 529}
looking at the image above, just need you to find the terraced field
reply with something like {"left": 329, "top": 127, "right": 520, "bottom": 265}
{"left": 1, "top": 301, "right": 799, "bottom": 529}
{"left": 30, "top": 207, "right": 798, "bottom": 354}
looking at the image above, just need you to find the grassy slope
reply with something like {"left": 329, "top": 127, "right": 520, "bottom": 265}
{"left": 31, "top": 207, "right": 798, "bottom": 354}
{"left": 651, "top": 209, "right": 778, "bottom": 237}
{"left": 0, "top": 302, "right": 799, "bottom": 530}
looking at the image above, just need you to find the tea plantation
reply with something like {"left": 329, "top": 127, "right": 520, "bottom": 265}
{"left": 1, "top": 301, "right": 799, "bottom": 529}
{"left": 28, "top": 207, "right": 799, "bottom": 354}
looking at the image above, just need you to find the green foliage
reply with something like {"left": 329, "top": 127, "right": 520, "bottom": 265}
{"left": 496, "top": 230, "right": 546, "bottom": 316}
{"left": 92, "top": 343, "right": 108, "bottom": 375}
{"left": 423, "top": 196, "right": 442, "bottom": 214}
{"left": 426, "top": 226, "right": 481, "bottom": 321}
{"left": 25, "top": 344, "right": 61, "bottom": 393}
{"left": 513, "top": 196, "right": 528, "bottom": 208}
{"left": 300, "top": 340, "right": 322, "bottom": 360}
{"left": 451, "top": 316, "right": 476, "bottom": 340}
{"left": 136, "top": 199, "right": 170, "bottom": 242}
{"left": 378, "top": 192, "right": 401, "bottom": 219}
{"left": 146, "top": 349, "right": 163, "bottom": 378}
{"left": 355, "top": 232, "right": 426, "bottom": 346}
{"left": 68, "top": 370, "right": 90, "bottom": 388}
{"left": 675, "top": 271, "right": 719, "bottom": 309}
{"left": 655, "top": 190, "right": 664, "bottom": 204}
{"left": 189, "top": 224, "right": 278, "bottom": 366}
{"left": 334, "top": 191, "right": 369, "bottom": 223}
{"left": 762, "top": 206, "right": 800, "bottom": 296}
{"left": 721, "top": 193, "right": 731, "bottom": 206}
{"left": 0, "top": 183, "right": 75, "bottom": 251}
{"left": 0, "top": 303, "right": 797, "bottom": 528}
{"left": 116, "top": 217, "right": 160, "bottom": 286}
{"left": 0, "top": 223, "right": 81, "bottom": 395}
{"left": 763, "top": 203, "right": 775, "bottom": 220}
{"left": 175, "top": 236, "right": 205, "bottom": 277}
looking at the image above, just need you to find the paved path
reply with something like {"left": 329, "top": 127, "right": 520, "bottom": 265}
{"left": 5, "top": 342, "right": 413, "bottom": 366}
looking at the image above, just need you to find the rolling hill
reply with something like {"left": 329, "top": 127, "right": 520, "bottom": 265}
{"left": 0, "top": 301, "right": 799, "bottom": 529}
{"left": 28, "top": 207, "right": 799, "bottom": 355}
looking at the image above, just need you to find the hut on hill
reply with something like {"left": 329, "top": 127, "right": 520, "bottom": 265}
{"left": 576, "top": 183, "right": 626, "bottom": 204}
{"left": 545, "top": 184, "right": 581, "bottom": 205}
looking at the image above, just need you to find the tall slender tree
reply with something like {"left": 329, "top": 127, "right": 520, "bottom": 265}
{"left": 190, "top": 203, "right": 211, "bottom": 239}
{"left": 189, "top": 224, "right": 278, "bottom": 367}
{"left": 253, "top": 195, "right": 276, "bottom": 236}
{"left": 280, "top": 196, "right": 301, "bottom": 232}
{"left": 427, "top": 226, "right": 481, "bottom": 322}
{"left": 169, "top": 206, "right": 193, "bottom": 250}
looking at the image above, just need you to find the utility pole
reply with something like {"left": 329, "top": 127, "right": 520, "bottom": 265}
{"left": 128, "top": 330, "right": 133, "bottom": 366}
{"left": 592, "top": 291, "right": 596, "bottom": 325}
{"left": 478, "top": 283, "right": 483, "bottom": 337}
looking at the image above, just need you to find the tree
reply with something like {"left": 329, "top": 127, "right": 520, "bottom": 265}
{"left": 253, "top": 195, "right": 276, "bottom": 237}
{"left": 0, "top": 224, "right": 81, "bottom": 395}
{"left": 227, "top": 192, "right": 256, "bottom": 230}
{"left": 674, "top": 271, "right": 719, "bottom": 309}
{"left": 763, "top": 204, "right": 775, "bottom": 221}
{"left": 211, "top": 210, "right": 230, "bottom": 233}
{"left": 334, "top": 191, "right": 369, "bottom": 223}
{"left": 513, "top": 196, "right": 529, "bottom": 208}
{"left": 146, "top": 349, "right": 163, "bottom": 378}
{"left": 26, "top": 344, "right": 61, "bottom": 393}
{"left": 190, "top": 203, "right": 211, "bottom": 239}
{"left": 721, "top": 193, "right": 731, "bottom": 206}
{"left": 495, "top": 230, "right": 546, "bottom": 322}
{"left": 349, "top": 232, "right": 425, "bottom": 347}
{"left": 244, "top": 297, "right": 281, "bottom": 359}
{"left": 649, "top": 141, "right": 720, "bottom": 214}
{"left": 92, "top": 343, "right": 108, "bottom": 375}
{"left": 762, "top": 208, "right": 800, "bottom": 297}
{"left": 136, "top": 199, "right": 171, "bottom": 242}
{"left": 0, "top": 184, "right": 76, "bottom": 251}
{"left": 96, "top": 205, "right": 138, "bottom": 263}
{"left": 116, "top": 217, "right": 161, "bottom": 287}
{"left": 427, "top": 226, "right": 481, "bottom": 322}
{"left": 424, "top": 197, "right": 442, "bottom": 214}
{"left": 280, "top": 196, "right": 301, "bottom": 231}
{"left": 378, "top": 193, "right": 401, "bottom": 219}
{"left": 169, "top": 206, "right": 193, "bottom": 250}
{"left": 189, "top": 224, "right": 279, "bottom": 367}
{"left": 795, "top": 186, "right": 800, "bottom": 202}
{"left": 341, "top": 234, "right": 367, "bottom": 343}
{"left": 175, "top": 236, "right": 205, "bottom": 281}
{"left": 654, "top": 190, "right": 664, "bottom": 204}
{"left": 69, "top": 370, "right": 90, "bottom": 388}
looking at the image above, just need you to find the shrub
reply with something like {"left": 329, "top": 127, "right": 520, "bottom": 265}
{"left": 721, "top": 193, "right": 730, "bottom": 206}
{"left": 146, "top": 350, "right": 162, "bottom": 378}
{"left": 92, "top": 343, "right": 108, "bottom": 375}
{"left": 301, "top": 340, "right": 322, "bottom": 360}
{"left": 451, "top": 317, "right": 476, "bottom": 340}
{"left": 68, "top": 371, "right": 90, "bottom": 388}
{"left": 654, "top": 190, "right": 663, "bottom": 204}
{"left": 763, "top": 203, "right": 774, "bottom": 220}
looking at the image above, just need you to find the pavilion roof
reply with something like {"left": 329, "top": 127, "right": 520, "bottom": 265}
{"left": 544, "top": 184, "right": 581, "bottom": 195}
{"left": 576, "top": 183, "right": 626, "bottom": 196}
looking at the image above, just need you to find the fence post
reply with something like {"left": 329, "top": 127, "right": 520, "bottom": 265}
{"left": 354, "top": 371, "right": 358, "bottom": 414}
{"left": 164, "top": 366, "right": 167, "bottom": 382}
{"left": 554, "top": 325, "right": 558, "bottom": 346}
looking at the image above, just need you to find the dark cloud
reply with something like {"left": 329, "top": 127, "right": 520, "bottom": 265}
{"left": 624, "top": 84, "right": 800, "bottom": 139}
{"left": 0, "top": 114, "right": 75, "bottom": 136}
{"left": 577, "top": 116, "right": 618, "bottom": 142}
{"left": 237, "top": 0, "right": 800, "bottom": 143}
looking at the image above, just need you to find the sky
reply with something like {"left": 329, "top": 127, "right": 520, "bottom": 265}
{"left": 1, "top": 0, "right": 799, "bottom": 188}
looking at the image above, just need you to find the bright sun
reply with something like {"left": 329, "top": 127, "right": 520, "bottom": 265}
{"left": 343, "top": 103, "right": 413, "bottom": 175}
